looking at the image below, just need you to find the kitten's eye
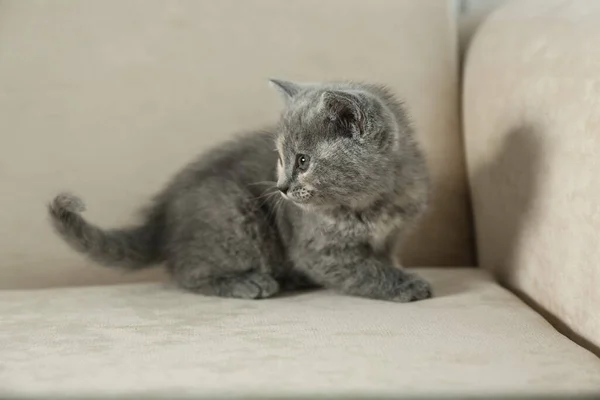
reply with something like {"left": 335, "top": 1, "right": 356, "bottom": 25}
{"left": 296, "top": 154, "right": 310, "bottom": 171}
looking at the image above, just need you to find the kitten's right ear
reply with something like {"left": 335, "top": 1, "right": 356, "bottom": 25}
{"left": 320, "top": 91, "right": 365, "bottom": 138}
{"left": 269, "top": 79, "right": 301, "bottom": 102}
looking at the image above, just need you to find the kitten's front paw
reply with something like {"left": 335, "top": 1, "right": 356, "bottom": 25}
{"left": 392, "top": 274, "right": 432, "bottom": 303}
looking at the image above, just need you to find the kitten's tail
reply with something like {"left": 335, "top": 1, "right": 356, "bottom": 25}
{"left": 48, "top": 193, "right": 164, "bottom": 270}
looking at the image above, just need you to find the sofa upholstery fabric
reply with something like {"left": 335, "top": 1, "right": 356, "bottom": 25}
{"left": 463, "top": 0, "right": 600, "bottom": 349}
{"left": 1, "top": 268, "right": 599, "bottom": 398}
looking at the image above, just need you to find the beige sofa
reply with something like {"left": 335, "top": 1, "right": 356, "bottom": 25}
{"left": 1, "top": 0, "right": 599, "bottom": 398}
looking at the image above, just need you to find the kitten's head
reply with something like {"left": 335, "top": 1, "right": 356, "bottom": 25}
{"left": 270, "top": 79, "right": 410, "bottom": 210}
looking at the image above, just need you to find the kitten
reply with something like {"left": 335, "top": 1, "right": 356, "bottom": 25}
{"left": 48, "top": 80, "right": 432, "bottom": 302}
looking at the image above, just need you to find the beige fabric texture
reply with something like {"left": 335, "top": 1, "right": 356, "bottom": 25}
{"left": 463, "top": 0, "right": 600, "bottom": 349}
{"left": 0, "top": 0, "right": 472, "bottom": 290}
{"left": 2, "top": 268, "right": 600, "bottom": 398}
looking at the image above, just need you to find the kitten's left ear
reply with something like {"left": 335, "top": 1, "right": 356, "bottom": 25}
{"left": 269, "top": 79, "right": 302, "bottom": 102}
{"left": 321, "top": 91, "right": 365, "bottom": 137}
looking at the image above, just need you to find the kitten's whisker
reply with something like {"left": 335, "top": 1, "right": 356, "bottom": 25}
{"left": 273, "top": 196, "right": 286, "bottom": 220}
{"left": 264, "top": 193, "right": 282, "bottom": 221}
{"left": 268, "top": 199, "right": 279, "bottom": 221}
{"left": 254, "top": 189, "right": 279, "bottom": 202}
{"left": 255, "top": 188, "right": 281, "bottom": 211}
{"left": 255, "top": 190, "right": 276, "bottom": 199}
{"left": 247, "top": 181, "right": 276, "bottom": 187}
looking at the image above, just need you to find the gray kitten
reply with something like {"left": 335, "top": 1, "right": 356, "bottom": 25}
{"left": 48, "top": 80, "right": 432, "bottom": 302}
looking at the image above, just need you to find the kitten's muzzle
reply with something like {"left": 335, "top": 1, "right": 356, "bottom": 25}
{"left": 277, "top": 184, "right": 289, "bottom": 195}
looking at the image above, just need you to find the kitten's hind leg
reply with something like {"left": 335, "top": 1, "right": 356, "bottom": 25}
{"left": 165, "top": 180, "right": 283, "bottom": 300}
{"left": 173, "top": 267, "right": 280, "bottom": 300}
{"left": 210, "top": 272, "right": 280, "bottom": 299}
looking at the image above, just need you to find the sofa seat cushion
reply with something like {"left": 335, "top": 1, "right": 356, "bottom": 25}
{"left": 1, "top": 268, "right": 599, "bottom": 398}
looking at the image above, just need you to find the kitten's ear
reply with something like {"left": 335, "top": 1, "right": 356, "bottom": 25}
{"left": 269, "top": 79, "right": 302, "bottom": 102}
{"left": 320, "top": 91, "right": 365, "bottom": 137}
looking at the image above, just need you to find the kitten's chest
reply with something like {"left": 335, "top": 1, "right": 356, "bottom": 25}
{"left": 302, "top": 211, "right": 402, "bottom": 253}
{"left": 368, "top": 221, "right": 401, "bottom": 252}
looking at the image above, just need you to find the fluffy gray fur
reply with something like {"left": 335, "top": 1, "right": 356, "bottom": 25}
{"left": 48, "top": 80, "right": 431, "bottom": 302}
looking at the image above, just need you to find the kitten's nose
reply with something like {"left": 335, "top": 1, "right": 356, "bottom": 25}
{"left": 278, "top": 185, "right": 289, "bottom": 194}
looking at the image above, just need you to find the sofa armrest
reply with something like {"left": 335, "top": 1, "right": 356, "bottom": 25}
{"left": 463, "top": 0, "right": 600, "bottom": 350}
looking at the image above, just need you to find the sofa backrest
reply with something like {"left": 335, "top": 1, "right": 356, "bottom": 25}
{"left": 0, "top": 0, "right": 472, "bottom": 289}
